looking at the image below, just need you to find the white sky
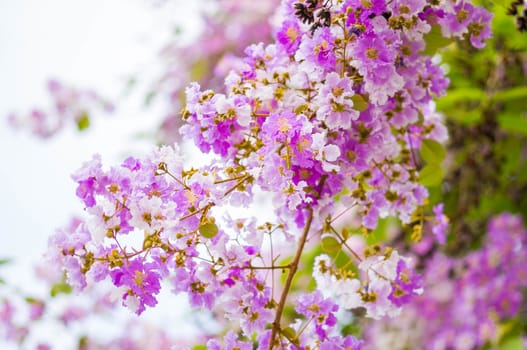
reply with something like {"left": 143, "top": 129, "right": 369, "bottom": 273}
{"left": 0, "top": 0, "right": 201, "bottom": 282}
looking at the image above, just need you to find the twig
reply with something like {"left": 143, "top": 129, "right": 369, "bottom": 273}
{"left": 268, "top": 207, "right": 314, "bottom": 350}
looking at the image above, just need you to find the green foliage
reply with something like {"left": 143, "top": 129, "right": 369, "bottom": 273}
{"left": 419, "top": 139, "right": 446, "bottom": 187}
{"left": 320, "top": 234, "right": 341, "bottom": 253}
{"left": 350, "top": 94, "right": 369, "bottom": 112}
{"left": 492, "top": 86, "right": 527, "bottom": 103}
{"left": 434, "top": 0, "right": 527, "bottom": 255}
{"left": 491, "top": 4, "right": 527, "bottom": 51}
{"left": 364, "top": 218, "right": 390, "bottom": 246}
{"left": 436, "top": 88, "right": 485, "bottom": 125}
{"left": 498, "top": 114, "right": 527, "bottom": 136}
{"left": 419, "top": 163, "right": 444, "bottom": 187}
{"left": 421, "top": 25, "right": 453, "bottom": 56}
{"left": 420, "top": 139, "right": 446, "bottom": 165}
{"left": 498, "top": 318, "right": 525, "bottom": 350}
{"left": 76, "top": 112, "right": 90, "bottom": 131}
{"left": 499, "top": 336, "right": 524, "bottom": 350}
{"left": 199, "top": 222, "right": 219, "bottom": 238}
{"left": 144, "top": 91, "right": 157, "bottom": 106}
{"left": 50, "top": 280, "right": 73, "bottom": 297}
{"left": 282, "top": 327, "right": 299, "bottom": 346}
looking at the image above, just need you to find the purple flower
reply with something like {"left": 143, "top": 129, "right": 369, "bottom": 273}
{"left": 207, "top": 331, "right": 253, "bottom": 350}
{"left": 315, "top": 72, "right": 360, "bottom": 130}
{"left": 432, "top": 203, "right": 449, "bottom": 244}
{"left": 388, "top": 259, "right": 423, "bottom": 306}
{"left": 110, "top": 259, "right": 161, "bottom": 315}
{"left": 295, "top": 27, "right": 336, "bottom": 73}
{"left": 350, "top": 33, "right": 403, "bottom": 104}
{"left": 276, "top": 19, "right": 302, "bottom": 55}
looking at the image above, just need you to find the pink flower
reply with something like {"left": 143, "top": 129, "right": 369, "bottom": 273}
{"left": 432, "top": 203, "right": 449, "bottom": 244}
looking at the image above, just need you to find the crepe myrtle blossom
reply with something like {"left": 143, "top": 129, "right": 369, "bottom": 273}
{"left": 295, "top": 26, "right": 336, "bottom": 75}
{"left": 315, "top": 72, "right": 360, "bottom": 130}
{"left": 180, "top": 0, "right": 491, "bottom": 232}
{"left": 364, "top": 214, "right": 527, "bottom": 350}
{"left": 276, "top": 19, "right": 303, "bottom": 55}
{"left": 46, "top": 0, "right": 493, "bottom": 348}
{"left": 110, "top": 259, "right": 162, "bottom": 315}
{"left": 293, "top": 290, "right": 364, "bottom": 348}
{"left": 8, "top": 79, "right": 113, "bottom": 138}
{"left": 0, "top": 275, "right": 180, "bottom": 349}
{"left": 431, "top": 203, "right": 449, "bottom": 244}
{"left": 350, "top": 31, "right": 404, "bottom": 105}
{"left": 313, "top": 251, "right": 422, "bottom": 320}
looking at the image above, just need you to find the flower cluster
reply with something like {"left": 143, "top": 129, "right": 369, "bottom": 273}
{"left": 48, "top": 144, "right": 363, "bottom": 347}
{"left": 0, "top": 257, "right": 181, "bottom": 350}
{"left": 180, "top": 0, "right": 490, "bottom": 232}
{"left": 313, "top": 249, "right": 422, "bottom": 320}
{"left": 45, "top": 0, "right": 493, "bottom": 348}
{"left": 8, "top": 79, "right": 113, "bottom": 138}
{"left": 292, "top": 291, "right": 364, "bottom": 348}
{"left": 157, "top": 0, "right": 280, "bottom": 143}
{"left": 364, "top": 213, "right": 527, "bottom": 350}
{"left": 49, "top": 145, "right": 266, "bottom": 316}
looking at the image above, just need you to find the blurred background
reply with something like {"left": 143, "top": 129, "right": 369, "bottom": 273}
{"left": 0, "top": 0, "right": 203, "bottom": 347}
{"left": 0, "top": 0, "right": 198, "bottom": 283}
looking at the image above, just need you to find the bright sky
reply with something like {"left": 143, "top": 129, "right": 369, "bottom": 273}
{"left": 0, "top": 0, "right": 200, "bottom": 281}
{"left": 0, "top": 0, "right": 203, "bottom": 346}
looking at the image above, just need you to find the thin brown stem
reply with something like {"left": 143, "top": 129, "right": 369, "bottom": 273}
{"left": 328, "top": 224, "right": 363, "bottom": 262}
{"left": 329, "top": 204, "right": 356, "bottom": 224}
{"left": 163, "top": 169, "right": 191, "bottom": 191}
{"left": 179, "top": 203, "right": 213, "bottom": 221}
{"left": 270, "top": 231, "right": 276, "bottom": 298}
{"left": 406, "top": 131, "right": 420, "bottom": 169}
{"left": 223, "top": 174, "right": 251, "bottom": 197}
{"left": 245, "top": 264, "right": 292, "bottom": 270}
{"left": 268, "top": 207, "right": 314, "bottom": 350}
{"left": 213, "top": 175, "right": 248, "bottom": 184}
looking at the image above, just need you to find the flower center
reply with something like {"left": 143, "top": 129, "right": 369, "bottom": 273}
{"left": 366, "top": 47, "right": 379, "bottom": 60}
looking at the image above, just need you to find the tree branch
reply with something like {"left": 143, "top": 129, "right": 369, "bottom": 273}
{"left": 268, "top": 206, "right": 314, "bottom": 349}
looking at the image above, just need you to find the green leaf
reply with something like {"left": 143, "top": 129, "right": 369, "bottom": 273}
{"left": 25, "top": 297, "right": 42, "bottom": 304}
{"left": 192, "top": 345, "right": 207, "bottom": 350}
{"left": 421, "top": 25, "right": 453, "bottom": 55}
{"left": 365, "top": 217, "right": 392, "bottom": 246}
{"left": 436, "top": 88, "right": 485, "bottom": 111}
{"left": 492, "top": 86, "right": 527, "bottom": 103}
{"left": 489, "top": 0, "right": 509, "bottom": 8}
{"left": 50, "top": 281, "right": 72, "bottom": 297}
{"left": 492, "top": 7, "right": 527, "bottom": 50}
{"left": 282, "top": 327, "right": 299, "bottom": 346}
{"left": 499, "top": 334, "right": 524, "bottom": 350}
{"left": 145, "top": 91, "right": 157, "bottom": 106}
{"left": 76, "top": 112, "right": 90, "bottom": 131}
{"left": 419, "top": 163, "right": 444, "bottom": 187}
{"left": 0, "top": 258, "right": 10, "bottom": 266}
{"left": 350, "top": 94, "right": 369, "bottom": 112}
{"left": 190, "top": 59, "right": 209, "bottom": 81}
{"left": 420, "top": 139, "right": 446, "bottom": 164}
{"left": 321, "top": 234, "right": 341, "bottom": 253}
{"left": 444, "top": 109, "right": 482, "bottom": 125}
{"left": 498, "top": 114, "right": 527, "bottom": 136}
{"left": 199, "top": 222, "right": 219, "bottom": 239}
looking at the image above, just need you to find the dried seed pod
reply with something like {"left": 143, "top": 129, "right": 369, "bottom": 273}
{"left": 294, "top": 3, "right": 315, "bottom": 24}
